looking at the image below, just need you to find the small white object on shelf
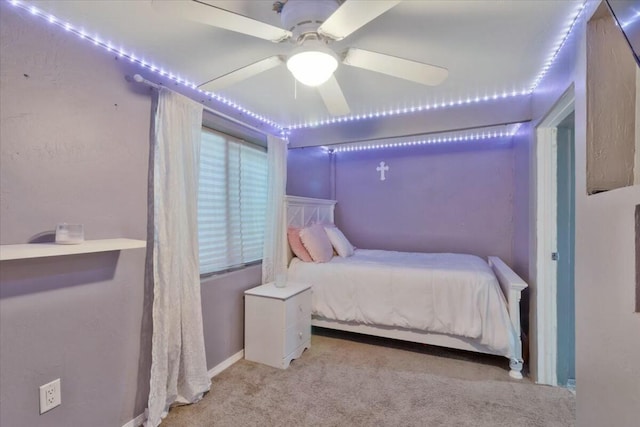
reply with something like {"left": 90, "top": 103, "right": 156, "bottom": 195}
{"left": 55, "top": 223, "right": 84, "bottom": 244}
{"left": 0, "top": 238, "right": 146, "bottom": 261}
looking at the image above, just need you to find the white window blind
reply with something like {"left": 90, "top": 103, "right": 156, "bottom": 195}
{"left": 198, "top": 127, "right": 268, "bottom": 275}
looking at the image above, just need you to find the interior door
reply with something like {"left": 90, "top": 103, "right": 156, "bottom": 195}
{"left": 556, "top": 112, "right": 576, "bottom": 387}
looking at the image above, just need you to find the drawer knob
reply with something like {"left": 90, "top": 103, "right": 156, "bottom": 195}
{"left": 298, "top": 332, "right": 303, "bottom": 339}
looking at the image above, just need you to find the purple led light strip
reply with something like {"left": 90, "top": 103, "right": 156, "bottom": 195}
{"left": 332, "top": 123, "right": 523, "bottom": 153}
{"left": 287, "top": 92, "right": 528, "bottom": 130}
{"left": 528, "top": 1, "right": 587, "bottom": 91}
{"left": 6, "top": 0, "right": 283, "bottom": 132}
{"left": 288, "top": 1, "right": 588, "bottom": 130}
{"left": 8, "top": 0, "right": 587, "bottom": 133}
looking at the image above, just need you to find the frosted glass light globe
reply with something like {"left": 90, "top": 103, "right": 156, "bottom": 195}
{"left": 286, "top": 44, "right": 338, "bottom": 87}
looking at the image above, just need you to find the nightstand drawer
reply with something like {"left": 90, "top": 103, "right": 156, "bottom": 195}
{"left": 285, "top": 289, "right": 312, "bottom": 323}
{"left": 285, "top": 319, "right": 311, "bottom": 356}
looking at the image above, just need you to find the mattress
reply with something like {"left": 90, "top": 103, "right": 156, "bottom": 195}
{"left": 287, "top": 249, "right": 517, "bottom": 357}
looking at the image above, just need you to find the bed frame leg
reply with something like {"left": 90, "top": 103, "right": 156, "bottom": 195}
{"left": 509, "top": 359, "right": 524, "bottom": 379}
{"left": 487, "top": 257, "right": 529, "bottom": 381}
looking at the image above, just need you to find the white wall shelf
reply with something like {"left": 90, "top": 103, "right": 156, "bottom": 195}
{"left": 0, "top": 238, "right": 146, "bottom": 261}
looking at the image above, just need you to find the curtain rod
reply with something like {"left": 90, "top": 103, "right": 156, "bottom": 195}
{"left": 132, "top": 74, "right": 275, "bottom": 138}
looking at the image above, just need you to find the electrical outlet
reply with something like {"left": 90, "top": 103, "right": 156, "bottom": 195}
{"left": 39, "top": 378, "right": 61, "bottom": 414}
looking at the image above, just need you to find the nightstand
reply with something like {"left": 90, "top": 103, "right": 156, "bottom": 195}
{"left": 244, "top": 282, "right": 312, "bottom": 369}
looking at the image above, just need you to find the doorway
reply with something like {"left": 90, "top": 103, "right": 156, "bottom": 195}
{"left": 534, "top": 86, "right": 575, "bottom": 386}
{"left": 556, "top": 112, "right": 575, "bottom": 388}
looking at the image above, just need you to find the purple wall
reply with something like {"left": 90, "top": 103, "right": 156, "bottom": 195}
{"left": 0, "top": 5, "right": 149, "bottom": 426}
{"left": 511, "top": 123, "right": 533, "bottom": 282}
{"left": 0, "top": 4, "right": 259, "bottom": 427}
{"left": 333, "top": 140, "right": 516, "bottom": 264}
{"left": 510, "top": 124, "right": 533, "bottom": 334}
{"left": 200, "top": 265, "right": 261, "bottom": 369}
{"left": 287, "top": 146, "right": 332, "bottom": 199}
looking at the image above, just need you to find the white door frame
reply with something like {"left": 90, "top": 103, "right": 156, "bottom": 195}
{"left": 534, "top": 86, "right": 575, "bottom": 386}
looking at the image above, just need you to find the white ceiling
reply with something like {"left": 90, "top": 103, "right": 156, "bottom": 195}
{"left": 27, "top": 0, "right": 583, "bottom": 127}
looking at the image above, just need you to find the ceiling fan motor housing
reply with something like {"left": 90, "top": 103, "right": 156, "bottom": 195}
{"left": 280, "top": 0, "right": 341, "bottom": 42}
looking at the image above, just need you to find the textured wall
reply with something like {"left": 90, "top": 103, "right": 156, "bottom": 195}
{"left": 586, "top": 10, "right": 637, "bottom": 193}
{"left": 333, "top": 140, "right": 515, "bottom": 264}
{"left": 0, "top": 4, "right": 260, "bottom": 427}
{"left": 0, "top": 4, "right": 150, "bottom": 426}
{"left": 531, "top": 2, "right": 640, "bottom": 426}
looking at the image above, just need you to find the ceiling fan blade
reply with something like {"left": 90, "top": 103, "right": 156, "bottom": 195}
{"left": 317, "top": 75, "right": 351, "bottom": 116}
{"left": 343, "top": 48, "right": 448, "bottom": 86}
{"left": 199, "top": 56, "right": 284, "bottom": 92}
{"left": 152, "top": 0, "right": 291, "bottom": 42}
{"left": 318, "top": 0, "right": 401, "bottom": 41}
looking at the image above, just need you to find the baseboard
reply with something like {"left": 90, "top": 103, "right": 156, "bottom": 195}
{"left": 120, "top": 350, "right": 244, "bottom": 427}
{"left": 122, "top": 412, "right": 146, "bottom": 427}
{"left": 208, "top": 349, "right": 244, "bottom": 379}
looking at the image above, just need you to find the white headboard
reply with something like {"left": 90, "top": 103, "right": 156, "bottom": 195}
{"left": 284, "top": 195, "right": 337, "bottom": 266}
{"left": 286, "top": 195, "right": 336, "bottom": 227}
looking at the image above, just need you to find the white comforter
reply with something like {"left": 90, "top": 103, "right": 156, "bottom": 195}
{"left": 288, "top": 249, "right": 516, "bottom": 357}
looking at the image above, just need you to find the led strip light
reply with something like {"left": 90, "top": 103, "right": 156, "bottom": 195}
{"left": 288, "top": 1, "right": 588, "bottom": 130}
{"left": 287, "top": 92, "right": 530, "bottom": 130}
{"left": 527, "top": 1, "right": 587, "bottom": 91}
{"left": 7, "top": 0, "right": 587, "bottom": 134}
{"left": 6, "top": 0, "right": 283, "bottom": 132}
{"left": 331, "top": 123, "right": 523, "bottom": 153}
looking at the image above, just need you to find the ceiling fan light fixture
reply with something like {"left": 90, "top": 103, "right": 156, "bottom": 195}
{"left": 286, "top": 41, "right": 338, "bottom": 87}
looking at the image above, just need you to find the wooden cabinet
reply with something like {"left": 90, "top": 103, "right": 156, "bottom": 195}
{"left": 244, "top": 282, "right": 311, "bottom": 369}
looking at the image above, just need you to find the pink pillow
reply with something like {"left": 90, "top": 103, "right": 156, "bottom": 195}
{"left": 299, "top": 224, "right": 334, "bottom": 263}
{"left": 287, "top": 227, "right": 313, "bottom": 262}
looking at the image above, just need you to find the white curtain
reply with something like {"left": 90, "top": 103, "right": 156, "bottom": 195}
{"left": 146, "top": 88, "right": 210, "bottom": 427}
{"left": 261, "top": 135, "right": 288, "bottom": 284}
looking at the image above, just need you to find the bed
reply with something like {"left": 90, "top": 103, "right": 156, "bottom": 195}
{"left": 283, "top": 195, "right": 528, "bottom": 379}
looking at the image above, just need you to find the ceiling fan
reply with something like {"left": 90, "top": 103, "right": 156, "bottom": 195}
{"left": 153, "top": 0, "right": 448, "bottom": 116}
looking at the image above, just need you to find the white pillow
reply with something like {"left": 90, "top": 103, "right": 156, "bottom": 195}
{"left": 324, "top": 226, "right": 355, "bottom": 257}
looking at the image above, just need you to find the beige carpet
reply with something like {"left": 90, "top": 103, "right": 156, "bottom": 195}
{"left": 162, "top": 329, "right": 575, "bottom": 427}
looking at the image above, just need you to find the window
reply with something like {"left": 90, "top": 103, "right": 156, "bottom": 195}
{"left": 198, "top": 127, "right": 268, "bottom": 275}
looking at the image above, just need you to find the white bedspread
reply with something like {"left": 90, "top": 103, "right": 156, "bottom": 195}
{"left": 288, "top": 249, "right": 516, "bottom": 357}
